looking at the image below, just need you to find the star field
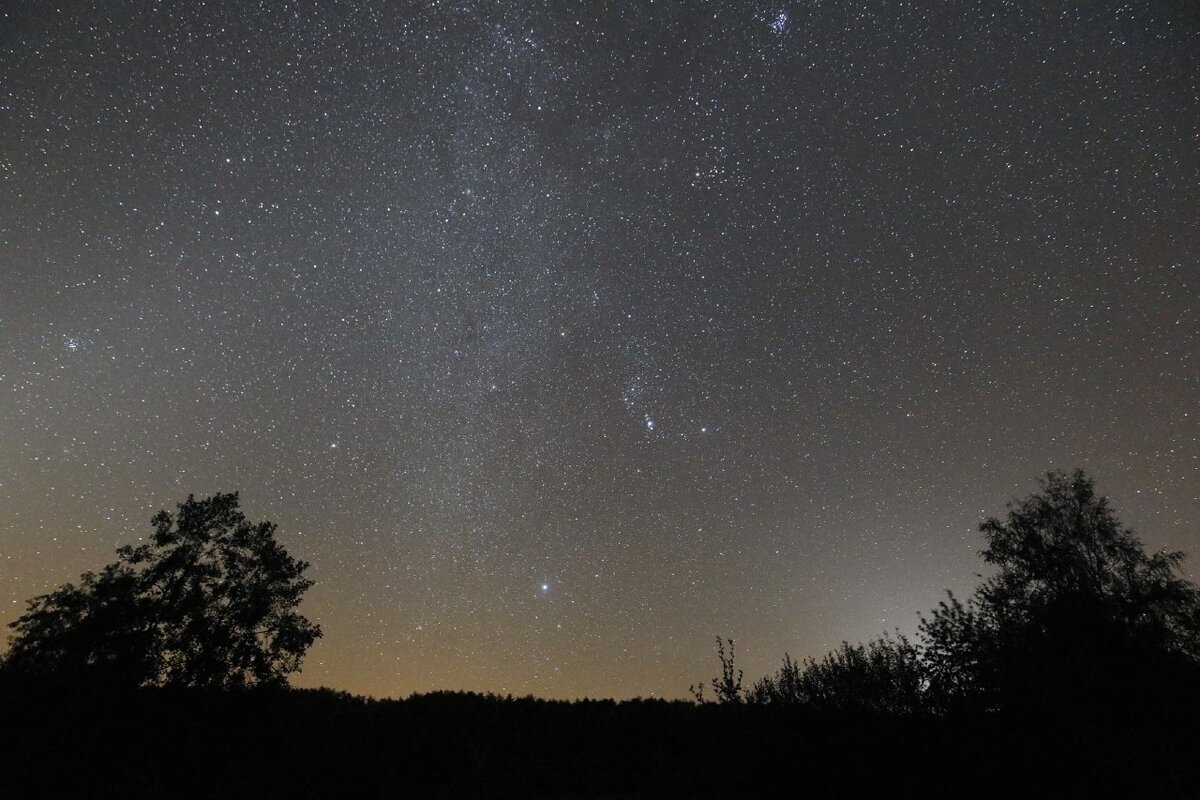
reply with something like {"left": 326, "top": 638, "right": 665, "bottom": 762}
{"left": 1, "top": 1, "right": 1197, "bottom": 698}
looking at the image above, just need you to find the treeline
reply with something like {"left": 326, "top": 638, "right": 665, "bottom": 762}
{"left": 694, "top": 471, "right": 1200, "bottom": 720}
{"left": 3, "top": 681, "right": 1196, "bottom": 798}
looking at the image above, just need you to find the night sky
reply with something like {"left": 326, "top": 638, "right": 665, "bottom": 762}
{"left": 1, "top": 2, "right": 1197, "bottom": 699}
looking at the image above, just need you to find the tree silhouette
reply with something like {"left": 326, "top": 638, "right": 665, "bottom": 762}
{"left": 2, "top": 493, "right": 321, "bottom": 688}
{"left": 920, "top": 469, "right": 1200, "bottom": 713}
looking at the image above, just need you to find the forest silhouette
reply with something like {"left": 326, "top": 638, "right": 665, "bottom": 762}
{"left": 3, "top": 471, "right": 1199, "bottom": 798}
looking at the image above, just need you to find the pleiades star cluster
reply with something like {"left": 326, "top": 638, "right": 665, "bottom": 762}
{"left": 1, "top": 1, "right": 1196, "bottom": 698}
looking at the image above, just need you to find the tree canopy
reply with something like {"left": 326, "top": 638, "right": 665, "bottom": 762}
{"left": 920, "top": 469, "right": 1200, "bottom": 713}
{"left": 2, "top": 493, "right": 321, "bottom": 689}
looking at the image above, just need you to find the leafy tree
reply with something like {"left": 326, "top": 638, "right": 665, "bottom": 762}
{"left": 920, "top": 469, "right": 1200, "bottom": 712}
{"left": 2, "top": 493, "right": 321, "bottom": 689}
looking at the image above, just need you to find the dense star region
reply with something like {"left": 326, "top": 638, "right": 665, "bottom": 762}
{"left": 1, "top": 2, "right": 1196, "bottom": 699}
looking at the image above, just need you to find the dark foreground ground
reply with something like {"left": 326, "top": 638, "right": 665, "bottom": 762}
{"left": 2, "top": 681, "right": 1198, "bottom": 799}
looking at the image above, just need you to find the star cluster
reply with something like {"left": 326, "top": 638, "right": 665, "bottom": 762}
{"left": 1, "top": 1, "right": 1196, "bottom": 698}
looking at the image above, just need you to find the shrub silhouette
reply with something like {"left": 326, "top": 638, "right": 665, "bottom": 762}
{"left": 748, "top": 635, "right": 925, "bottom": 713}
{"left": 690, "top": 637, "right": 744, "bottom": 703}
{"left": 2, "top": 492, "right": 321, "bottom": 688}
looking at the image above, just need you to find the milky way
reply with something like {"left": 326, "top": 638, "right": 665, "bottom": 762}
{"left": 2, "top": 2, "right": 1197, "bottom": 698}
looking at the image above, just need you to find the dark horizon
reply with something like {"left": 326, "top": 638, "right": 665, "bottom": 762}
{"left": 2, "top": 1, "right": 1197, "bottom": 700}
